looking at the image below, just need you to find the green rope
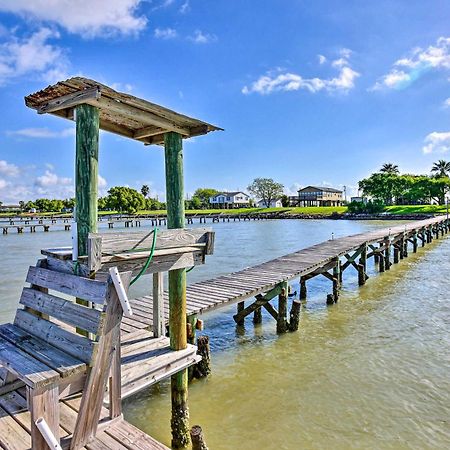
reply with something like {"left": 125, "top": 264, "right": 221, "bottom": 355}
{"left": 73, "top": 260, "right": 80, "bottom": 275}
{"left": 186, "top": 266, "right": 195, "bottom": 273}
{"left": 130, "top": 227, "right": 158, "bottom": 285}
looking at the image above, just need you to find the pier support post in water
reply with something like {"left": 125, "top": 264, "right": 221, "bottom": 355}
{"left": 276, "top": 281, "right": 289, "bottom": 334}
{"left": 193, "top": 336, "right": 211, "bottom": 379}
{"left": 393, "top": 245, "right": 399, "bottom": 264}
{"left": 332, "top": 257, "right": 340, "bottom": 301}
{"left": 358, "top": 244, "right": 368, "bottom": 286}
{"left": 289, "top": 300, "right": 302, "bottom": 332}
{"left": 299, "top": 277, "right": 307, "bottom": 300}
{"left": 253, "top": 307, "right": 262, "bottom": 324}
{"left": 236, "top": 302, "right": 245, "bottom": 326}
{"left": 384, "top": 237, "right": 391, "bottom": 270}
{"left": 165, "top": 132, "right": 190, "bottom": 448}
{"left": 190, "top": 425, "right": 209, "bottom": 450}
{"left": 75, "top": 104, "right": 99, "bottom": 257}
{"left": 378, "top": 245, "right": 385, "bottom": 272}
{"left": 413, "top": 233, "right": 418, "bottom": 253}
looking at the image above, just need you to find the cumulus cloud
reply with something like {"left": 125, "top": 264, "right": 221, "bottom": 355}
{"left": 0, "top": 178, "right": 7, "bottom": 189}
{"left": 372, "top": 36, "right": 450, "bottom": 90}
{"left": 422, "top": 131, "right": 450, "bottom": 154}
{"left": 317, "top": 54, "right": 327, "bottom": 64}
{"left": 188, "top": 30, "right": 217, "bottom": 44}
{"left": 0, "top": 27, "right": 68, "bottom": 85}
{"left": 154, "top": 27, "right": 177, "bottom": 39}
{"left": 242, "top": 49, "right": 359, "bottom": 95}
{"left": 0, "top": 160, "right": 19, "bottom": 177}
{"left": 0, "top": 0, "right": 147, "bottom": 37}
{"left": 35, "top": 170, "right": 72, "bottom": 188}
{"left": 7, "top": 127, "right": 74, "bottom": 138}
{"left": 444, "top": 98, "right": 450, "bottom": 108}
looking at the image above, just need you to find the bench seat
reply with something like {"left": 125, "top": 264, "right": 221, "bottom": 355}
{"left": 0, "top": 324, "right": 86, "bottom": 380}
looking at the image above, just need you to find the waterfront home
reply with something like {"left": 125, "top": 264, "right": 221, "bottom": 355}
{"left": 295, "top": 186, "right": 344, "bottom": 207}
{"left": 209, "top": 191, "right": 250, "bottom": 208}
{"left": 256, "top": 198, "right": 283, "bottom": 208}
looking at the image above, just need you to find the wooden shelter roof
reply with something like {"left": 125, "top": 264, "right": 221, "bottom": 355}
{"left": 24, "top": 77, "right": 222, "bottom": 145}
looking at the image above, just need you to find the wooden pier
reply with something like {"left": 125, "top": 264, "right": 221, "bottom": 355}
{"left": 120, "top": 215, "right": 449, "bottom": 334}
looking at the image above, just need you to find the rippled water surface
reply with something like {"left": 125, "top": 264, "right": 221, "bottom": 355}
{"left": 1, "top": 219, "right": 449, "bottom": 449}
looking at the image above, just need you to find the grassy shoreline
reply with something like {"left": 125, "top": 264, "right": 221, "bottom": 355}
{"left": 0, "top": 204, "right": 447, "bottom": 218}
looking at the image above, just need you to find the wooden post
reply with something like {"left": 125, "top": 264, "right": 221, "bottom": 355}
{"left": 332, "top": 258, "right": 340, "bottom": 300}
{"left": 236, "top": 302, "right": 245, "bottom": 325}
{"left": 289, "top": 300, "right": 301, "bottom": 332}
{"left": 358, "top": 244, "right": 367, "bottom": 286}
{"left": 75, "top": 104, "right": 99, "bottom": 257}
{"left": 378, "top": 246, "right": 385, "bottom": 272}
{"left": 153, "top": 272, "right": 165, "bottom": 338}
{"left": 299, "top": 277, "right": 307, "bottom": 300}
{"left": 384, "top": 237, "right": 390, "bottom": 270}
{"left": 412, "top": 233, "right": 418, "bottom": 253}
{"left": 393, "top": 245, "right": 399, "bottom": 263}
{"left": 190, "top": 425, "right": 209, "bottom": 450}
{"left": 193, "top": 336, "right": 211, "bottom": 379}
{"left": 165, "top": 132, "right": 190, "bottom": 448}
{"left": 253, "top": 307, "right": 262, "bottom": 324}
{"left": 276, "top": 282, "right": 288, "bottom": 334}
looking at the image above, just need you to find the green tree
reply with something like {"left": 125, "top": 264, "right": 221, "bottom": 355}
{"left": 380, "top": 163, "right": 399, "bottom": 174}
{"left": 192, "top": 188, "right": 219, "bottom": 209}
{"left": 62, "top": 198, "right": 75, "bottom": 209}
{"left": 141, "top": 184, "right": 150, "bottom": 198}
{"left": 105, "top": 186, "right": 145, "bottom": 213}
{"left": 98, "top": 197, "right": 107, "bottom": 210}
{"left": 431, "top": 160, "right": 450, "bottom": 178}
{"left": 247, "top": 178, "right": 284, "bottom": 207}
{"left": 281, "top": 195, "right": 290, "bottom": 207}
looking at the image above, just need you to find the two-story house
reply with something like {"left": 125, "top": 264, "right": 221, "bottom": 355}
{"left": 209, "top": 191, "right": 250, "bottom": 209}
{"left": 296, "top": 186, "right": 343, "bottom": 207}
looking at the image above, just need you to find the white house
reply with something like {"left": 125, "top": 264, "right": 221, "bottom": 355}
{"left": 209, "top": 191, "right": 250, "bottom": 209}
{"left": 256, "top": 198, "right": 283, "bottom": 208}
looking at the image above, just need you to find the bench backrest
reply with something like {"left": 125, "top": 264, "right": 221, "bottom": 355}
{"left": 16, "top": 263, "right": 113, "bottom": 365}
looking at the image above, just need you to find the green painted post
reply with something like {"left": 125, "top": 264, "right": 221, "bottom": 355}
{"left": 75, "top": 104, "right": 99, "bottom": 256}
{"left": 164, "top": 132, "right": 190, "bottom": 449}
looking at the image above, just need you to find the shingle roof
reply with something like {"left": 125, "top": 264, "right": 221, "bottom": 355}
{"left": 298, "top": 186, "right": 343, "bottom": 193}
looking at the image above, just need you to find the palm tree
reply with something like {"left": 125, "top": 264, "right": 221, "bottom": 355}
{"left": 431, "top": 160, "right": 450, "bottom": 178}
{"left": 380, "top": 163, "right": 399, "bottom": 175}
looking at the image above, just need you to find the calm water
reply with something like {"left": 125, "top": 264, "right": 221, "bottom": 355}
{"left": 1, "top": 219, "right": 449, "bottom": 449}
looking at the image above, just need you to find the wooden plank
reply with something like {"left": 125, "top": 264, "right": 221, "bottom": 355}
{"left": 91, "top": 228, "right": 212, "bottom": 254}
{"left": 0, "top": 404, "right": 31, "bottom": 450}
{"left": 19, "top": 287, "right": 102, "bottom": 334}
{"left": 0, "top": 324, "right": 85, "bottom": 378}
{"left": 152, "top": 273, "right": 165, "bottom": 338}
{"left": 37, "top": 85, "right": 101, "bottom": 114}
{"left": 26, "top": 266, "right": 108, "bottom": 304}
{"left": 14, "top": 309, "right": 96, "bottom": 364}
{"left": 0, "top": 337, "right": 59, "bottom": 388}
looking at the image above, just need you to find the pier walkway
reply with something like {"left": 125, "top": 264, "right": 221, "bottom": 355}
{"left": 122, "top": 215, "right": 449, "bottom": 334}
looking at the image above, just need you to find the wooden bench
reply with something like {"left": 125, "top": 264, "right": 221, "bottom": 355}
{"left": 0, "top": 259, "right": 131, "bottom": 449}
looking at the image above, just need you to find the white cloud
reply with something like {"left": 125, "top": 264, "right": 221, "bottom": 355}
{"left": 0, "top": 160, "right": 19, "bottom": 177}
{"left": 35, "top": 170, "right": 72, "bottom": 188}
{"left": 179, "top": 1, "right": 190, "bottom": 13}
{"left": 110, "top": 82, "right": 133, "bottom": 92}
{"left": 372, "top": 36, "right": 450, "bottom": 90}
{"left": 0, "top": 0, "right": 147, "bottom": 38}
{"left": 444, "top": 98, "right": 450, "bottom": 108}
{"left": 317, "top": 54, "right": 327, "bottom": 64}
{"left": 0, "top": 27, "right": 68, "bottom": 85}
{"left": 188, "top": 29, "right": 217, "bottom": 44}
{"left": 0, "top": 178, "right": 7, "bottom": 189}
{"left": 154, "top": 27, "right": 177, "bottom": 40}
{"left": 422, "top": 132, "right": 450, "bottom": 154}
{"left": 242, "top": 49, "right": 359, "bottom": 95}
{"left": 7, "top": 127, "right": 74, "bottom": 138}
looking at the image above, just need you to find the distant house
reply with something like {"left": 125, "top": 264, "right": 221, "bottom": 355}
{"left": 296, "top": 186, "right": 344, "bottom": 207}
{"left": 209, "top": 191, "right": 250, "bottom": 209}
{"left": 256, "top": 198, "right": 283, "bottom": 208}
{"left": 0, "top": 204, "right": 20, "bottom": 212}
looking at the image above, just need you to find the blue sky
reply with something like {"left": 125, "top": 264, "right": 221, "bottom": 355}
{"left": 0, "top": 0, "right": 449, "bottom": 203}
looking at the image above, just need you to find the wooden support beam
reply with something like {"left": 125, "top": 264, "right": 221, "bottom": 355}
{"left": 412, "top": 232, "right": 418, "bottom": 253}
{"left": 263, "top": 302, "right": 278, "bottom": 321}
{"left": 233, "top": 284, "right": 283, "bottom": 324}
{"left": 299, "top": 277, "right": 307, "bottom": 300}
{"left": 358, "top": 243, "right": 368, "bottom": 286}
{"left": 332, "top": 258, "right": 340, "bottom": 301}
{"left": 236, "top": 302, "right": 245, "bottom": 326}
{"left": 253, "top": 307, "right": 262, "bottom": 324}
{"left": 393, "top": 245, "right": 399, "bottom": 264}
{"left": 165, "top": 131, "right": 190, "bottom": 449}
{"left": 37, "top": 86, "right": 101, "bottom": 114}
{"left": 288, "top": 300, "right": 301, "bottom": 332}
{"left": 75, "top": 104, "right": 99, "bottom": 257}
